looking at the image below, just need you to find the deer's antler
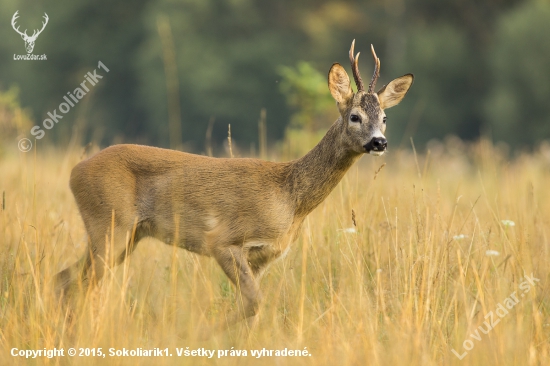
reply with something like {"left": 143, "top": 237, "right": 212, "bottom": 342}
{"left": 367, "top": 44, "right": 381, "bottom": 94}
{"left": 11, "top": 11, "right": 48, "bottom": 41}
{"left": 30, "top": 13, "right": 49, "bottom": 40}
{"left": 11, "top": 11, "right": 28, "bottom": 38}
{"left": 349, "top": 39, "right": 364, "bottom": 92}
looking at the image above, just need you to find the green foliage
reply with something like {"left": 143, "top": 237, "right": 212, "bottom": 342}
{"left": 484, "top": 0, "right": 550, "bottom": 146}
{"left": 278, "top": 62, "right": 336, "bottom": 130}
{"left": 0, "top": 87, "right": 33, "bottom": 146}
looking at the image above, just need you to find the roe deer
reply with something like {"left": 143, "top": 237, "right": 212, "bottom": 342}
{"left": 55, "top": 40, "right": 413, "bottom": 332}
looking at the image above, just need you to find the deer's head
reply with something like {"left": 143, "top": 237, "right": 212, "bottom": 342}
{"left": 328, "top": 40, "right": 413, "bottom": 156}
{"left": 11, "top": 11, "right": 49, "bottom": 54}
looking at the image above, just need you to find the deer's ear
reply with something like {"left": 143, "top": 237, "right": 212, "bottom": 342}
{"left": 328, "top": 63, "right": 353, "bottom": 105}
{"left": 377, "top": 74, "right": 414, "bottom": 110}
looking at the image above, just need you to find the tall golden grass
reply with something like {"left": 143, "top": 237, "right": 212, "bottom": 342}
{"left": 1, "top": 138, "right": 549, "bottom": 365}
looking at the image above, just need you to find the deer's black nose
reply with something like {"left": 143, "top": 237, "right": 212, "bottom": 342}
{"left": 371, "top": 137, "right": 387, "bottom": 151}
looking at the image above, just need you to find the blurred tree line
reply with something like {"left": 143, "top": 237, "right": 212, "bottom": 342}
{"left": 1, "top": 0, "right": 549, "bottom": 153}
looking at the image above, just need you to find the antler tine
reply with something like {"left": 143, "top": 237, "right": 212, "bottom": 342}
{"left": 34, "top": 13, "right": 49, "bottom": 37}
{"left": 349, "top": 39, "right": 364, "bottom": 92}
{"left": 11, "top": 11, "right": 28, "bottom": 37}
{"left": 367, "top": 44, "right": 381, "bottom": 94}
{"left": 349, "top": 39, "right": 355, "bottom": 65}
{"left": 11, "top": 10, "right": 19, "bottom": 25}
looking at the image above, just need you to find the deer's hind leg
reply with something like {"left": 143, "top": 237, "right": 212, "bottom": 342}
{"left": 55, "top": 217, "right": 145, "bottom": 300}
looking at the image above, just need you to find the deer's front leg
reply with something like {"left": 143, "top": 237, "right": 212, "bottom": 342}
{"left": 213, "top": 245, "right": 262, "bottom": 324}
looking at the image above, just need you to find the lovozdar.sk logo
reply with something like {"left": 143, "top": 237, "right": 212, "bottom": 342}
{"left": 12, "top": 10, "right": 48, "bottom": 60}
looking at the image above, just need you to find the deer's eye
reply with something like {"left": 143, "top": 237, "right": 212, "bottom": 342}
{"left": 350, "top": 114, "right": 361, "bottom": 123}
{"left": 383, "top": 116, "right": 387, "bottom": 124}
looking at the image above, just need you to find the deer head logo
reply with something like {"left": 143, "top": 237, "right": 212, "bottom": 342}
{"left": 11, "top": 11, "right": 49, "bottom": 54}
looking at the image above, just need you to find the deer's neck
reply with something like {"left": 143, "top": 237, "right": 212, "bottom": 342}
{"left": 287, "top": 120, "right": 361, "bottom": 217}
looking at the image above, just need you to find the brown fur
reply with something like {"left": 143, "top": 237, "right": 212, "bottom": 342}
{"left": 55, "top": 42, "right": 413, "bottom": 333}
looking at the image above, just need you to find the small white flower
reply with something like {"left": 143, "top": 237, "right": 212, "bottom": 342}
{"left": 501, "top": 220, "right": 515, "bottom": 227}
{"left": 453, "top": 234, "right": 467, "bottom": 240}
{"left": 485, "top": 250, "right": 500, "bottom": 256}
{"left": 376, "top": 268, "right": 383, "bottom": 273}
{"left": 342, "top": 227, "right": 357, "bottom": 233}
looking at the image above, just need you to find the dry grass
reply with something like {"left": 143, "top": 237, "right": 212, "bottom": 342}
{"left": 1, "top": 139, "right": 549, "bottom": 365}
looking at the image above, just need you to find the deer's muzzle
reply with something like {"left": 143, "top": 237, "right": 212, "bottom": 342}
{"left": 364, "top": 137, "right": 387, "bottom": 155}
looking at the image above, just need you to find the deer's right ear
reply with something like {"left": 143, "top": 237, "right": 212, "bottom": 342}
{"left": 328, "top": 63, "right": 353, "bottom": 105}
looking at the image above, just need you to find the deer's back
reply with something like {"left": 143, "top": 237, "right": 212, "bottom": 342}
{"left": 69, "top": 144, "right": 297, "bottom": 252}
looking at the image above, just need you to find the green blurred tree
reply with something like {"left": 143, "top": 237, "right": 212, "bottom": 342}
{"left": 278, "top": 62, "right": 336, "bottom": 131}
{"left": 0, "top": 87, "right": 33, "bottom": 155}
{"left": 386, "top": 24, "right": 477, "bottom": 147}
{"left": 484, "top": 0, "right": 550, "bottom": 146}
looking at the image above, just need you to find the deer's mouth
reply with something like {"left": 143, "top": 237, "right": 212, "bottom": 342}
{"left": 368, "top": 150, "right": 385, "bottom": 156}
{"left": 363, "top": 137, "right": 387, "bottom": 156}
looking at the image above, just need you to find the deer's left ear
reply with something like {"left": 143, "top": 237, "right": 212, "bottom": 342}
{"left": 377, "top": 74, "right": 414, "bottom": 110}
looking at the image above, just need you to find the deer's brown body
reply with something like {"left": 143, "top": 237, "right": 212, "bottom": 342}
{"left": 56, "top": 41, "right": 413, "bottom": 332}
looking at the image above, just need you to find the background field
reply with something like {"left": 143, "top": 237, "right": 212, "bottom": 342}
{"left": 1, "top": 138, "right": 549, "bottom": 365}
